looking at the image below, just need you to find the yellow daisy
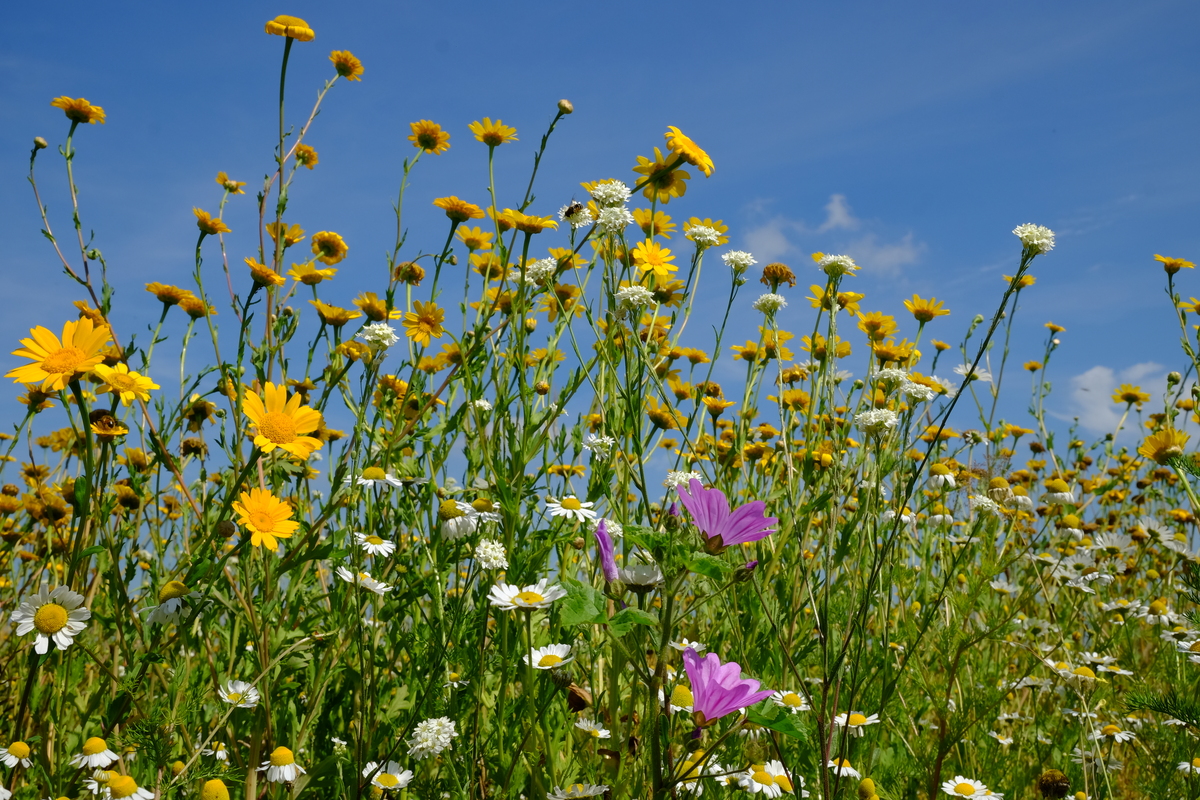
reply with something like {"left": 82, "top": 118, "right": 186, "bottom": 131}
{"left": 245, "top": 258, "right": 286, "bottom": 288}
{"left": 403, "top": 301, "right": 445, "bottom": 347}
{"left": 632, "top": 240, "right": 677, "bottom": 280}
{"left": 664, "top": 126, "right": 714, "bottom": 177}
{"left": 329, "top": 50, "right": 363, "bottom": 81}
{"left": 632, "top": 147, "right": 690, "bottom": 204}
{"left": 288, "top": 262, "right": 337, "bottom": 285}
{"left": 50, "top": 96, "right": 106, "bottom": 125}
{"left": 409, "top": 120, "right": 451, "bottom": 154}
{"left": 8, "top": 318, "right": 112, "bottom": 392}
{"left": 264, "top": 15, "right": 314, "bottom": 41}
{"left": 468, "top": 117, "right": 518, "bottom": 146}
{"left": 243, "top": 382, "right": 324, "bottom": 459}
{"left": 310, "top": 231, "right": 348, "bottom": 265}
{"left": 194, "top": 208, "right": 230, "bottom": 235}
{"left": 308, "top": 300, "right": 362, "bottom": 328}
{"left": 433, "top": 196, "right": 485, "bottom": 223}
{"left": 233, "top": 488, "right": 300, "bottom": 551}
{"left": 92, "top": 364, "right": 159, "bottom": 406}
{"left": 1155, "top": 254, "right": 1195, "bottom": 275}
{"left": 267, "top": 222, "right": 306, "bottom": 248}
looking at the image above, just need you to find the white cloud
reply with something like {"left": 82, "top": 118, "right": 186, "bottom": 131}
{"left": 843, "top": 232, "right": 925, "bottom": 274}
{"left": 1064, "top": 362, "right": 1166, "bottom": 435}
{"left": 817, "top": 194, "right": 859, "bottom": 233}
{"left": 743, "top": 217, "right": 802, "bottom": 264}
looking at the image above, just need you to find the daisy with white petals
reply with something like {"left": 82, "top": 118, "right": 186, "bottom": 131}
{"left": 942, "top": 776, "right": 988, "bottom": 797}
{"left": 0, "top": 742, "right": 32, "bottom": 768}
{"left": 218, "top": 680, "right": 260, "bottom": 708}
{"left": 525, "top": 643, "right": 575, "bottom": 669}
{"left": 70, "top": 737, "right": 119, "bottom": 769}
{"left": 353, "top": 531, "right": 397, "bottom": 557}
{"left": 10, "top": 584, "right": 91, "bottom": 654}
{"left": 362, "top": 760, "right": 413, "bottom": 791}
{"left": 488, "top": 579, "right": 568, "bottom": 611}
{"left": 260, "top": 746, "right": 305, "bottom": 783}
{"left": 546, "top": 495, "right": 598, "bottom": 524}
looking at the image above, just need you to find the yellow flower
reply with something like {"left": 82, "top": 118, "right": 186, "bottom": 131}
{"left": 633, "top": 208, "right": 675, "bottom": 238}
{"left": 310, "top": 231, "right": 348, "bottom": 265}
{"left": 393, "top": 261, "right": 425, "bottom": 285}
{"left": 1045, "top": 321, "right": 1065, "bottom": 333}
{"left": 683, "top": 217, "right": 729, "bottom": 246}
{"left": 664, "top": 126, "right": 714, "bottom": 177}
{"left": 409, "top": 120, "right": 451, "bottom": 154}
{"left": 308, "top": 300, "right": 362, "bottom": 328}
{"left": 194, "top": 208, "right": 230, "bottom": 235}
{"left": 903, "top": 294, "right": 950, "bottom": 322}
{"left": 857, "top": 312, "right": 897, "bottom": 343}
{"left": 1003, "top": 273, "right": 1036, "bottom": 288}
{"left": 233, "top": 488, "right": 300, "bottom": 550}
{"left": 456, "top": 226, "right": 493, "bottom": 251}
{"left": 295, "top": 144, "right": 319, "bottom": 169}
{"left": 179, "top": 296, "right": 216, "bottom": 319}
{"left": 92, "top": 364, "right": 159, "bottom": 406}
{"left": 352, "top": 292, "right": 400, "bottom": 322}
{"left": 1155, "top": 254, "right": 1195, "bottom": 275}
{"left": 90, "top": 412, "right": 129, "bottom": 440}
{"left": 8, "top": 319, "right": 112, "bottom": 392}
{"left": 216, "top": 172, "right": 245, "bottom": 194}
{"left": 468, "top": 117, "right": 518, "bottom": 146}
{"left": 404, "top": 301, "right": 445, "bottom": 346}
{"left": 145, "top": 283, "right": 194, "bottom": 306}
{"left": 50, "top": 96, "right": 106, "bottom": 124}
{"left": 1139, "top": 428, "right": 1188, "bottom": 464}
{"left": 243, "top": 382, "right": 324, "bottom": 459}
{"left": 245, "top": 258, "right": 286, "bottom": 287}
{"left": 329, "top": 50, "right": 363, "bottom": 81}
{"left": 264, "top": 15, "right": 314, "bottom": 41}
{"left": 500, "top": 209, "right": 558, "bottom": 234}
{"left": 288, "top": 262, "right": 337, "bottom": 285}
{"left": 632, "top": 147, "right": 690, "bottom": 203}
{"left": 433, "top": 196, "right": 485, "bottom": 223}
{"left": 631, "top": 240, "right": 677, "bottom": 280}
{"left": 1112, "top": 383, "right": 1150, "bottom": 407}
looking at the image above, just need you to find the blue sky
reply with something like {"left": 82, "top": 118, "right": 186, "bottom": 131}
{"left": 3, "top": 0, "right": 1199, "bottom": 443}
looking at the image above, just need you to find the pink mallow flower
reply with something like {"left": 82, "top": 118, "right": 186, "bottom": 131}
{"left": 682, "top": 647, "right": 773, "bottom": 727}
{"left": 676, "top": 479, "right": 778, "bottom": 553}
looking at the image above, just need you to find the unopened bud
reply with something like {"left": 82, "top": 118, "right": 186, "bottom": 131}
{"left": 525, "top": 317, "right": 538, "bottom": 332}
{"left": 733, "top": 560, "right": 758, "bottom": 583}
{"left": 34, "top": 136, "right": 48, "bottom": 150}
{"left": 535, "top": 381, "right": 550, "bottom": 396}
{"left": 215, "top": 520, "right": 237, "bottom": 538}
{"left": 1167, "top": 371, "right": 1182, "bottom": 386}
{"left": 571, "top": 536, "right": 585, "bottom": 550}
{"left": 558, "top": 99, "right": 574, "bottom": 115}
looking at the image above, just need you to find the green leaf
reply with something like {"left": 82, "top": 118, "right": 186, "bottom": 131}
{"left": 73, "top": 475, "right": 90, "bottom": 509}
{"left": 608, "top": 607, "right": 658, "bottom": 637}
{"left": 76, "top": 545, "right": 105, "bottom": 562}
{"left": 686, "top": 552, "right": 732, "bottom": 581}
{"left": 559, "top": 578, "right": 606, "bottom": 626}
{"left": 746, "top": 706, "right": 808, "bottom": 741}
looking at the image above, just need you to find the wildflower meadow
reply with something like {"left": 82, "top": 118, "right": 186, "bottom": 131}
{"left": 4, "top": 14, "right": 1200, "bottom": 800}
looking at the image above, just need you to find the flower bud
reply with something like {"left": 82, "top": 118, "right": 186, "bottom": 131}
{"left": 215, "top": 520, "right": 237, "bottom": 538}
{"left": 858, "top": 779, "right": 876, "bottom": 799}
{"left": 558, "top": 99, "right": 574, "bottom": 115}
{"left": 34, "top": 136, "right": 48, "bottom": 150}
{"left": 1168, "top": 371, "right": 1182, "bottom": 386}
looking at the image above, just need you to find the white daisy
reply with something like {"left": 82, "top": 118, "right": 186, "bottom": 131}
{"left": 444, "top": 671, "right": 468, "bottom": 688}
{"left": 354, "top": 467, "right": 404, "bottom": 488}
{"left": 362, "top": 760, "right": 413, "bottom": 791}
{"left": 574, "top": 719, "right": 611, "bottom": 739}
{"left": 739, "top": 760, "right": 794, "bottom": 797}
{"left": 669, "top": 638, "right": 707, "bottom": 653}
{"left": 488, "top": 579, "right": 568, "bottom": 611}
{"left": 10, "top": 584, "right": 91, "bottom": 654}
{"left": 826, "top": 759, "right": 861, "bottom": 779}
{"left": 954, "top": 364, "right": 993, "bottom": 384}
{"left": 1179, "top": 757, "right": 1200, "bottom": 774}
{"left": 547, "top": 784, "right": 608, "bottom": 800}
{"left": 0, "top": 741, "right": 32, "bottom": 768}
{"left": 70, "top": 737, "right": 118, "bottom": 769}
{"left": 1092, "top": 724, "right": 1136, "bottom": 743}
{"left": 200, "top": 741, "right": 228, "bottom": 762}
{"left": 104, "top": 775, "right": 154, "bottom": 800}
{"left": 259, "top": 746, "right": 305, "bottom": 783}
{"left": 336, "top": 566, "right": 392, "bottom": 596}
{"left": 218, "top": 680, "right": 260, "bottom": 708}
{"left": 941, "top": 776, "right": 987, "bottom": 797}
{"left": 769, "top": 690, "right": 810, "bottom": 713}
{"left": 546, "top": 496, "right": 597, "bottom": 524}
{"left": 525, "top": 643, "right": 575, "bottom": 670}
{"left": 832, "top": 711, "right": 880, "bottom": 737}
{"left": 353, "top": 532, "right": 397, "bottom": 557}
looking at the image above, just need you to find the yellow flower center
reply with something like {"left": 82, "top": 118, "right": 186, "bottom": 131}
{"left": 1190, "top": 641, "right": 1200, "bottom": 653}
{"left": 782, "top": 692, "right": 804, "bottom": 707}
{"left": 566, "top": 785, "right": 585, "bottom": 796}
{"left": 1149, "top": 600, "right": 1168, "bottom": 615}
{"left": 33, "top": 602, "right": 69, "bottom": 634}
{"left": 42, "top": 347, "right": 86, "bottom": 375}
{"left": 361, "top": 467, "right": 386, "bottom": 481}
{"left": 1071, "top": 666, "right": 1096, "bottom": 679}
{"left": 775, "top": 776, "right": 793, "bottom": 792}
{"left": 671, "top": 685, "right": 694, "bottom": 707}
{"left": 7, "top": 742, "right": 30, "bottom": 759}
{"left": 753, "top": 769, "right": 773, "bottom": 786}
{"left": 1101, "top": 724, "right": 1120, "bottom": 736}
{"left": 269, "top": 746, "right": 295, "bottom": 766}
{"left": 226, "top": 692, "right": 243, "bottom": 703}
{"left": 954, "top": 783, "right": 975, "bottom": 796}
{"left": 365, "top": 535, "right": 384, "bottom": 545}
{"left": 847, "top": 713, "right": 868, "bottom": 727}
{"left": 108, "top": 776, "right": 138, "bottom": 799}
{"left": 259, "top": 411, "right": 298, "bottom": 444}
{"left": 1193, "top": 758, "right": 1200, "bottom": 768}
{"left": 249, "top": 512, "right": 277, "bottom": 533}
{"left": 514, "top": 591, "right": 545, "bottom": 605}
{"left": 561, "top": 497, "right": 582, "bottom": 511}
{"left": 200, "top": 779, "right": 229, "bottom": 800}
{"left": 448, "top": 672, "right": 461, "bottom": 681}
{"left": 82, "top": 737, "right": 108, "bottom": 756}
{"left": 107, "top": 374, "right": 138, "bottom": 392}
{"left": 375, "top": 773, "right": 399, "bottom": 788}
{"left": 537, "top": 654, "right": 563, "bottom": 667}
{"left": 158, "top": 580, "right": 189, "bottom": 603}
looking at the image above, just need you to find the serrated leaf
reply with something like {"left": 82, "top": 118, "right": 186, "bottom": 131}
{"left": 686, "top": 552, "right": 732, "bottom": 581}
{"left": 559, "top": 578, "right": 606, "bottom": 626}
{"left": 746, "top": 706, "right": 808, "bottom": 740}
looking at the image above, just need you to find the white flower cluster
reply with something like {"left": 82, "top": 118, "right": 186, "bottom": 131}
{"left": 1012, "top": 223, "right": 1056, "bottom": 255}
{"left": 512, "top": 257, "right": 558, "bottom": 285}
{"left": 615, "top": 285, "right": 656, "bottom": 309}
{"left": 408, "top": 717, "right": 458, "bottom": 760}
{"left": 356, "top": 322, "right": 399, "bottom": 350}
{"left": 664, "top": 470, "right": 703, "bottom": 488}
{"left": 686, "top": 225, "right": 721, "bottom": 248}
{"left": 474, "top": 539, "right": 508, "bottom": 570}
{"left": 969, "top": 495, "right": 1002, "bottom": 517}
{"left": 583, "top": 433, "right": 617, "bottom": 456}
{"left": 558, "top": 203, "right": 594, "bottom": 228}
{"left": 817, "top": 253, "right": 858, "bottom": 277}
{"left": 721, "top": 250, "right": 756, "bottom": 272}
{"left": 588, "top": 180, "right": 631, "bottom": 207}
{"left": 875, "top": 368, "right": 909, "bottom": 385}
{"left": 900, "top": 380, "right": 936, "bottom": 402}
{"left": 596, "top": 518, "right": 623, "bottom": 538}
{"left": 853, "top": 409, "right": 898, "bottom": 434}
{"left": 596, "top": 207, "right": 634, "bottom": 235}
{"left": 752, "top": 293, "right": 787, "bottom": 315}
{"left": 471, "top": 399, "right": 493, "bottom": 412}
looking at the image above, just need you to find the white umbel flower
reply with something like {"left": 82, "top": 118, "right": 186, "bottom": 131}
{"left": 588, "top": 180, "right": 631, "bottom": 207}
{"left": 615, "top": 285, "right": 656, "bottom": 308}
{"left": 582, "top": 434, "right": 616, "bottom": 455}
{"left": 854, "top": 409, "right": 898, "bottom": 435}
{"left": 817, "top": 254, "right": 857, "bottom": 277}
{"left": 525, "top": 643, "right": 575, "bottom": 669}
{"left": 596, "top": 207, "right": 635, "bottom": 235}
{"left": 752, "top": 293, "right": 787, "bottom": 315}
{"left": 969, "top": 495, "right": 1002, "bottom": 518}
{"left": 721, "top": 250, "right": 756, "bottom": 272}
{"left": 356, "top": 322, "right": 399, "bottom": 350}
{"left": 664, "top": 470, "right": 703, "bottom": 488}
{"left": 10, "top": 584, "right": 91, "bottom": 654}
{"left": 1012, "top": 223, "right": 1055, "bottom": 255}
{"left": 218, "top": 680, "right": 261, "bottom": 708}
{"left": 362, "top": 760, "right": 413, "bottom": 791}
{"left": 686, "top": 225, "right": 721, "bottom": 248}
{"left": 260, "top": 746, "right": 305, "bottom": 783}
{"left": 408, "top": 717, "right": 458, "bottom": 760}
{"left": 559, "top": 203, "right": 594, "bottom": 228}
{"left": 488, "top": 579, "right": 568, "bottom": 611}
{"left": 475, "top": 538, "right": 509, "bottom": 570}
{"left": 70, "top": 737, "right": 119, "bottom": 769}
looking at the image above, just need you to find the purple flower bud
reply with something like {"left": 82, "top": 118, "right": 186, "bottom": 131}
{"left": 593, "top": 520, "right": 619, "bottom": 583}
